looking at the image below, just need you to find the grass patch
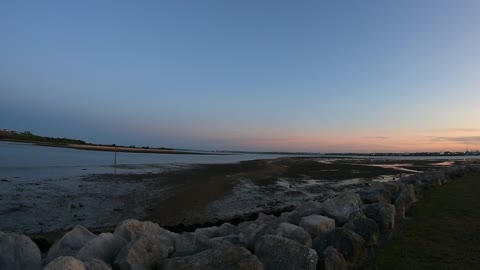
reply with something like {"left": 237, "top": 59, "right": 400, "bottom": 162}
{"left": 365, "top": 173, "right": 480, "bottom": 270}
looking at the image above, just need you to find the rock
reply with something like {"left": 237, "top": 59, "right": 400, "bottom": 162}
{"left": 46, "top": 225, "right": 96, "bottom": 263}
{"left": 238, "top": 221, "right": 268, "bottom": 250}
{"left": 159, "top": 243, "right": 264, "bottom": 270}
{"left": 312, "top": 228, "right": 366, "bottom": 267}
{"left": 211, "top": 235, "right": 244, "bottom": 247}
{"left": 242, "top": 221, "right": 312, "bottom": 250}
{"left": 218, "top": 222, "right": 239, "bottom": 236}
{"left": 113, "top": 235, "right": 169, "bottom": 270}
{"left": 358, "top": 188, "right": 392, "bottom": 204}
{"left": 318, "top": 246, "right": 347, "bottom": 270}
{"left": 255, "top": 235, "right": 318, "bottom": 270}
{"left": 255, "top": 213, "right": 277, "bottom": 223}
{"left": 343, "top": 217, "right": 379, "bottom": 246}
{"left": 0, "top": 231, "right": 42, "bottom": 270}
{"left": 299, "top": 215, "right": 335, "bottom": 239}
{"left": 362, "top": 203, "right": 395, "bottom": 232}
{"left": 83, "top": 258, "right": 112, "bottom": 270}
{"left": 394, "top": 192, "right": 416, "bottom": 222}
{"left": 114, "top": 219, "right": 175, "bottom": 252}
{"left": 276, "top": 222, "right": 312, "bottom": 247}
{"left": 76, "top": 233, "right": 128, "bottom": 265}
{"left": 286, "top": 201, "right": 324, "bottom": 225}
{"left": 171, "top": 232, "right": 215, "bottom": 257}
{"left": 372, "top": 181, "right": 400, "bottom": 197}
{"left": 194, "top": 226, "right": 220, "bottom": 238}
{"left": 322, "top": 192, "right": 365, "bottom": 225}
{"left": 43, "top": 256, "right": 86, "bottom": 270}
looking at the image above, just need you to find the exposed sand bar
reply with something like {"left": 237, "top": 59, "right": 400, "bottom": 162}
{"left": 65, "top": 143, "right": 223, "bottom": 155}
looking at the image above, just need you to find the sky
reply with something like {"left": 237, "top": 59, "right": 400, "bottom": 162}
{"left": 1, "top": 0, "right": 479, "bottom": 152}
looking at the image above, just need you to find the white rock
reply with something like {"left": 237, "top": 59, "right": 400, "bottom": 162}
{"left": 46, "top": 225, "right": 96, "bottom": 263}
{"left": 76, "top": 233, "right": 128, "bottom": 265}
{"left": 43, "top": 256, "right": 86, "bottom": 270}
{"left": 0, "top": 231, "right": 42, "bottom": 270}
{"left": 300, "top": 215, "right": 336, "bottom": 239}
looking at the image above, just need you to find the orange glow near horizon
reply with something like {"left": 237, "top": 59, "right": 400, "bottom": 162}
{"left": 231, "top": 129, "right": 480, "bottom": 153}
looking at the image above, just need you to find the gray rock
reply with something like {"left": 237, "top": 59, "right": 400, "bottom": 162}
{"left": 299, "top": 215, "right": 335, "bottom": 239}
{"left": 0, "top": 231, "right": 42, "bottom": 270}
{"left": 218, "top": 222, "right": 239, "bottom": 236}
{"left": 238, "top": 221, "right": 268, "bottom": 250}
{"left": 371, "top": 181, "right": 400, "bottom": 197}
{"left": 255, "top": 213, "right": 277, "bottom": 223}
{"left": 322, "top": 192, "right": 365, "bottom": 225}
{"left": 194, "top": 226, "right": 220, "bottom": 238}
{"left": 211, "top": 235, "right": 244, "bottom": 247}
{"left": 255, "top": 235, "right": 318, "bottom": 270}
{"left": 286, "top": 201, "right": 324, "bottom": 225}
{"left": 276, "top": 222, "right": 312, "bottom": 247}
{"left": 76, "top": 233, "right": 128, "bottom": 265}
{"left": 159, "top": 243, "right": 264, "bottom": 270}
{"left": 312, "top": 228, "right": 366, "bottom": 267}
{"left": 394, "top": 191, "right": 416, "bottom": 222}
{"left": 46, "top": 225, "right": 96, "bottom": 263}
{"left": 318, "top": 246, "right": 347, "bottom": 270}
{"left": 358, "top": 188, "right": 392, "bottom": 204}
{"left": 114, "top": 219, "right": 175, "bottom": 252}
{"left": 83, "top": 258, "right": 112, "bottom": 270}
{"left": 43, "top": 256, "right": 86, "bottom": 270}
{"left": 113, "top": 235, "right": 169, "bottom": 270}
{"left": 171, "top": 232, "right": 215, "bottom": 257}
{"left": 362, "top": 203, "right": 395, "bottom": 232}
{"left": 343, "top": 217, "right": 379, "bottom": 246}
{"left": 243, "top": 221, "right": 312, "bottom": 250}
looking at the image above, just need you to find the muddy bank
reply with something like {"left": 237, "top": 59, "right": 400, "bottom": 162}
{"left": 1, "top": 157, "right": 477, "bottom": 239}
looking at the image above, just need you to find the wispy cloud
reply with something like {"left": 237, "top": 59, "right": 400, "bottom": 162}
{"left": 427, "top": 128, "right": 480, "bottom": 133}
{"left": 427, "top": 136, "right": 480, "bottom": 143}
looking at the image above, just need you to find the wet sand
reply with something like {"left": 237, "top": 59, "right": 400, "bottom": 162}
{"left": 1, "top": 156, "right": 478, "bottom": 246}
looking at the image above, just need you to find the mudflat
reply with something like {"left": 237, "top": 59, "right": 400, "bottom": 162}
{"left": 0, "top": 156, "right": 476, "bottom": 241}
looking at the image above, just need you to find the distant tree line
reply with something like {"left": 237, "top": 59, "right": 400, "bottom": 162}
{"left": 0, "top": 130, "right": 86, "bottom": 145}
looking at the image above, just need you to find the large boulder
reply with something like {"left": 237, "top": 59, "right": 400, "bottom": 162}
{"left": 358, "top": 188, "right": 392, "bottom": 204}
{"left": 0, "top": 231, "right": 42, "bottom": 270}
{"left": 313, "top": 228, "right": 366, "bottom": 267}
{"left": 255, "top": 235, "right": 318, "bottom": 270}
{"left": 343, "top": 217, "right": 379, "bottom": 246}
{"left": 276, "top": 222, "right": 312, "bottom": 247}
{"left": 171, "top": 232, "right": 216, "bottom": 257}
{"left": 393, "top": 184, "right": 418, "bottom": 222}
{"left": 113, "top": 235, "right": 169, "bottom": 270}
{"left": 43, "top": 256, "right": 86, "bottom": 270}
{"left": 362, "top": 203, "right": 395, "bottom": 232}
{"left": 194, "top": 226, "right": 220, "bottom": 238}
{"left": 322, "top": 192, "right": 365, "bottom": 225}
{"left": 46, "top": 225, "right": 96, "bottom": 263}
{"left": 114, "top": 219, "right": 175, "bottom": 252}
{"left": 159, "top": 242, "right": 264, "bottom": 270}
{"left": 318, "top": 246, "right": 347, "bottom": 270}
{"left": 76, "top": 233, "right": 128, "bottom": 265}
{"left": 299, "top": 215, "right": 335, "bottom": 239}
{"left": 242, "top": 222, "right": 312, "bottom": 250}
{"left": 211, "top": 235, "right": 244, "bottom": 247}
{"left": 218, "top": 222, "right": 239, "bottom": 236}
{"left": 286, "top": 201, "right": 324, "bottom": 225}
{"left": 83, "top": 258, "right": 113, "bottom": 270}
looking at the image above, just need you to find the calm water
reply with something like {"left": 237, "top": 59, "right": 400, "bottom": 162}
{"left": 1, "top": 141, "right": 478, "bottom": 180}
{"left": 0, "top": 141, "right": 304, "bottom": 180}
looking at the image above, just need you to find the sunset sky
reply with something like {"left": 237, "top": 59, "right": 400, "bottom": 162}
{"left": 1, "top": 1, "right": 479, "bottom": 152}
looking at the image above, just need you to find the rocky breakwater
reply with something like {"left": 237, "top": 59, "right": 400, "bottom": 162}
{"left": 1, "top": 164, "right": 479, "bottom": 270}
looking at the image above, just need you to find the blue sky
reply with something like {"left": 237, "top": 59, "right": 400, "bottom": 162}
{"left": 1, "top": 0, "right": 479, "bottom": 152}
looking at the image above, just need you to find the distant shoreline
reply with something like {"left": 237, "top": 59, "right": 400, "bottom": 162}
{"left": 0, "top": 138, "right": 226, "bottom": 155}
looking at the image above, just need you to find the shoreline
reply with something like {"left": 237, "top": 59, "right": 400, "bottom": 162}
{"left": 0, "top": 138, "right": 227, "bottom": 155}
{"left": 4, "top": 157, "right": 478, "bottom": 240}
